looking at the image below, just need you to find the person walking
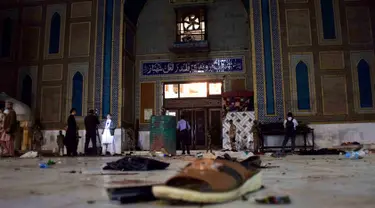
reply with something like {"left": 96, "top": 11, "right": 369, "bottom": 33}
{"left": 281, "top": 112, "right": 298, "bottom": 154}
{"left": 101, "top": 114, "right": 116, "bottom": 156}
{"left": 84, "top": 109, "right": 100, "bottom": 155}
{"left": 177, "top": 115, "right": 191, "bottom": 155}
{"left": 65, "top": 108, "right": 78, "bottom": 156}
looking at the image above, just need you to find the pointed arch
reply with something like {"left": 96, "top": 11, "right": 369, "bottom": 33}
{"left": 357, "top": 59, "right": 373, "bottom": 108}
{"left": 21, "top": 75, "right": 32, "bottom": 108}
{"left": 72, "top": 72, "right": 83, "bottom": 116}
{"left": 49, "top": 12, "right": 61, "bottom": 54}
{"left": 1, "top": 18, "right": 13, "bottom": 57}
{"left": 296, "top": 61, "right": 311, "bottom": 110}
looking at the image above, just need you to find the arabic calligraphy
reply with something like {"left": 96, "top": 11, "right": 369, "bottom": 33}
{"left": 142, "top": 58, "right": 243, "bottom": 76}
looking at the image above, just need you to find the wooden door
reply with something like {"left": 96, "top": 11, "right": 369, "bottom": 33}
{"left": 180, "top": 109, "right": 207, "bottom": 149}
{"left": 209, "top": 109, "right": 222, "bottom": 148}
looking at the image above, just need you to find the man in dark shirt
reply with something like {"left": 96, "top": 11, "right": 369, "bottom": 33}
{"left": 84, "top": 109, "right": 100, "bottom": 155}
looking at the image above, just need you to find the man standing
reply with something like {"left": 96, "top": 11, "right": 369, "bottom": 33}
{"left": 228, "top": 120, "right": 237, "bottom": 152}
{"left": 101, "top": 114, "right": 116, "bottom": 156}
{"left": 177, "top": 115, "right": 190, "bottom": 155}
{"left": 281, "top": 112, "right": 298, "bottom": 153}
{"left": 84, "top": 109, "right": 100, "bottom": 155}
{"left": 2, "top": 101, "right": 17, "bottom": 156}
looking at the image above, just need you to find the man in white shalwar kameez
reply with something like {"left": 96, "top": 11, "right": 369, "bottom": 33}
{"left": 101, "top": 114, "right": 116, "bottom": 156}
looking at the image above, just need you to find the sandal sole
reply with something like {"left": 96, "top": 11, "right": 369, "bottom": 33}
{"left": 152, "top": 171, "right": 262, "bottom": 203}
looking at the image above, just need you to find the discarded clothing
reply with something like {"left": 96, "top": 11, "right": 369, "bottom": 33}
{"left": 103, "top": 156, "right": 170, "bottom": 171}
{"left": 299, "top": 148, "right": 345, "bottom": 155}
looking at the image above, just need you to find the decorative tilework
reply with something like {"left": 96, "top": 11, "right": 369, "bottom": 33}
{"left": 111, "top": 0, "right": 122, "bottom": 126}
{"left": 222, "top": 112, "right": 255, "bottom": 150}
{"left": 252, "top": 0, "right": 285, "bottom": 122}
{"left": 94, "top": 0, "right": 104, "bottom": 114}
{"left": 141, "top": 58, "right": 243, "bottom": 76}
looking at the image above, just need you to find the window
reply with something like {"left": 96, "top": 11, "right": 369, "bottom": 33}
{"left": 21, "top": 75, "right": 32, "bottom": 108}
{"left": 179, "top": 82, "right": 207, "bottom": 98}
{"left": 176, "top": 8, "right": 206, "bottom": 42}
{"left": 1, "top": 18, "right": 13, "bottom": 57}
{"left": 296, "top": 61, "right": 311, "bottom": 110}
{"left": 49, "top": 13, "right": 61, "bottom": 54}
{"left": 164, "top": 84, "right": 179, "bottom": 99}
{"left": 72, "top": 72, "right": 83, "bottom": 116}
{"left": 357, "top": 59, "right": 373, "bottom": 108}
{"left": 320, "top": 0, "right": 336, "bottom": 39}
{"left": 209, "top": 82, "right": 222, "bottom": 95}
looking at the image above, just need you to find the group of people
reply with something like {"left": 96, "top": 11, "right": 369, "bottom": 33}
{"left": 0, "top": 102, "right": 17, "bottom": 157}
{"left": 58, "top": 108, "right": 116, "bottom": 156}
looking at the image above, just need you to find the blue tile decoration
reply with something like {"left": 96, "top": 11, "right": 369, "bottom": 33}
{"left": 94, "top": 0, "right": 104, "bottom": 114}
{"left": 261, "top": 0, "right": 275, "bottom": 115}
{"left": 102, "top": 0, "right": 114, "bottom": 118}
{"left": 357, "top": 59, "right": 373, "bottom": 108}
{"left": 253, "top": 0, "right": 285, "bottom": 122}
{"left": 296, "top": 61, "right": 311, "bottom": 110}
{"left": 270, "top": 0, "right": 285, "bottom": 121}
{"left": 142, "top": 58, "right": 243, "bottom": 76}
{"left": 111, "top": 0, "right": 122, "bottom": 126}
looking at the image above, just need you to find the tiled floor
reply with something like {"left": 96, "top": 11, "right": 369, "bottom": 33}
{"left": 0, "top": 154, "right": 374, "bottom": 208}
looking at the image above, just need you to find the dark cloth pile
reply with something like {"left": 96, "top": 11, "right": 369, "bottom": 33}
{"left": 299, "top": 148, "right": 345, "bottom": 155}
{"left": 103, "top": 156, "right": 170, "bottom": 171}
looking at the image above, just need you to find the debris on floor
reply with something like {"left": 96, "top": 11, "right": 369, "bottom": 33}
{"left": 20, "top": 151, "right": 38, "bottom": 158}
{"left": 255, "top": 196, "right": 291, "bottom": 204}
{"left": 103, "top": 156, "right": 170, "bottom": 171}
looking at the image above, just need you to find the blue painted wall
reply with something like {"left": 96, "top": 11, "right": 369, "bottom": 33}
{"left": 320, "top": 0, "right": 336, "bottom": 39}
{"left": 72, "top": 72, "right": 84, "bottom": 116}
{"left": 1, "top": 18, "right": 12, "bottom": 57}
{"left": 296, "top": 62, "right": 311, "bottom": 110}
{"left": 261, "top": 0, "right": 275, "bottom": 115}
{"left": 103, "top": 0, "right": 114, "bottom": 117}
{"left": 357, "top": 59, "right": 373, "bottom": 108}
{"left": 49, "top": 13, "right": 61, "bottom": 54}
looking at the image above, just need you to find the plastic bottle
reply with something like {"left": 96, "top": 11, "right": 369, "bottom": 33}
{"left": 39, "top": 163, "right": 49, "bottom": 168}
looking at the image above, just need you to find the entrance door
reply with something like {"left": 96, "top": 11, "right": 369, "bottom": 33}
{"left": 209, "top": 109, "right": 222, "bottom": 148}
{"left": 180, "top": 109, "right": 206, "bottom": 149}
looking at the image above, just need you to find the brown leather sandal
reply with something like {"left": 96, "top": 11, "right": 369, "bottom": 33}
{"left": 152, "top": 157, "right": 262, "bottom": 203}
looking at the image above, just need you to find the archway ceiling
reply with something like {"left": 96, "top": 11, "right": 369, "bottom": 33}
{"left": 124, "top": 0, "right": 250, "bottom": 26}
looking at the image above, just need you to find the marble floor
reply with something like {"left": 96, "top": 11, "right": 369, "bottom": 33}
{"left": 0, "top": 154, "right": 374, "bottom": 208}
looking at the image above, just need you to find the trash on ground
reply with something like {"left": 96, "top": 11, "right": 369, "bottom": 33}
{"left": 345, "top": 150, "right": 366, "bottom": 159}
{"left": 255, "top": 196, "right": 291, "bottom": 204}
{"left": 103, "top": 156, "right": 170, "bottom": 171}
{"left": 20, "top": 151, "right": 38, "bottom": 158}
{"left": 47, "top": 160, "right": 56, "bottom": 166}
{"left": 107, "top": 185, "right": 158, "bottom": 204}
{"left": 39, "top": 163, "right": 49, "bottom": 168}
{"left": 196, "top": 152, "right": 203, "bottom": 158}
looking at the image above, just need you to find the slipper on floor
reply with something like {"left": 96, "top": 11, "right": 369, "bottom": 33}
{"left": 152, "top": 156, "right": 262, "bottom": 204}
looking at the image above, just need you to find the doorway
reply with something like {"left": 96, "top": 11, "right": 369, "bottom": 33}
{"left": 180, "top": 109, "right": 206, "bottom": 149}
